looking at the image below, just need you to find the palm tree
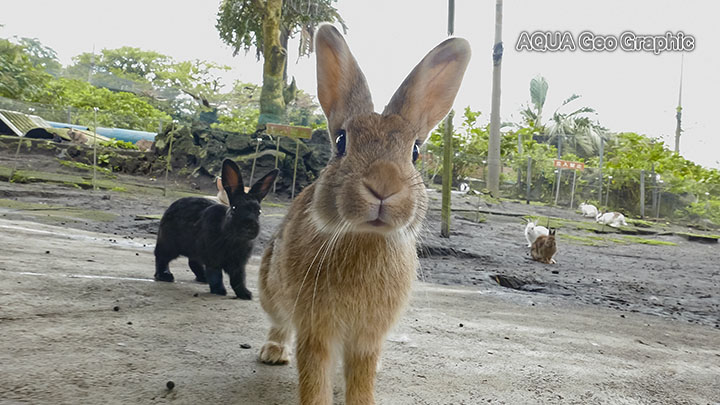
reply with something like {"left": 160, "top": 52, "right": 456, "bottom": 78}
{"left": 521, "top": 76, "right": 609, "bottom": 158}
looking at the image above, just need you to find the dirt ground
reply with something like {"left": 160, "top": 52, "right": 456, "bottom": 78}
{"left": 1, "top": 152, "right": 719, "bottom": 404}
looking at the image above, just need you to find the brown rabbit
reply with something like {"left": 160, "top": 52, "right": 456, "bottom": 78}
{"left": 257, "top": 24, "right": 471, "bottom": 405}
{"left": 531, "top": 228, "right": 557, "bottom": 264}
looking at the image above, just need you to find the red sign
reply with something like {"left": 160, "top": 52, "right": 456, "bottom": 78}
{"left": 553, "top": 159, "right": 585, "bottom": 171}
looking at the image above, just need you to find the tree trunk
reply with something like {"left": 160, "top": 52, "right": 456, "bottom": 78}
{"left": 487, "top": 0, "right": 503, "bottom": 196}
{"left": 258, "top": 0, "right": 287, "bottom": 126}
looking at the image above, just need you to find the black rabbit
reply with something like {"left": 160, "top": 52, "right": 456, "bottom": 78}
{"left": 154, "top": 159, "right": 278, "bottom": 299}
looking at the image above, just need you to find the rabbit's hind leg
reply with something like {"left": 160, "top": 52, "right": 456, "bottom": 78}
{"left": 188, "top": 259, "right": 206, "bottom": 283}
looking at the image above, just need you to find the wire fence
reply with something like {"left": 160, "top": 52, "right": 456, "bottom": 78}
{"left": 420, "top": 148, "right": 719, "bottom": 226}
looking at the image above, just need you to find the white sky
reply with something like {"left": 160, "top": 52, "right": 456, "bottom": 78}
{"left": 3, "top": 0, "right": 718, "bottom": 168}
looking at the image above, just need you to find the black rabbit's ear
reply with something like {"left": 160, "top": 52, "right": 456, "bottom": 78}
{"left": 249, "top": 169, "right": 279, "bottom": 201}
{"left": 222, "top": 159, "right": 244, "bottom": 196}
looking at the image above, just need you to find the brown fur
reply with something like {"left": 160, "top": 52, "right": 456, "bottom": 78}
{"left": 257, "top": 24, "right": 471, "bottom": 405}
{"left": 531, "top": 228, "right": 557, "bottom": 264}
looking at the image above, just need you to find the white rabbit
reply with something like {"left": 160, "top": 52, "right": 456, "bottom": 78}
{"left": 524, "top": 219, "right": 549, "bottom": 247}
{"left": 579, "top": 202, "right": 598, "bottom": 218}
{"left": 596, "top": 211, "right": 627, "bottom": 228}
{"left": 207, "top": 176, "right": 249, "bottom": 206}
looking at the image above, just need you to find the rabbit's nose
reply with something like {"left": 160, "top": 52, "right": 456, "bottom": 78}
{"left": 364, "top": 183, "right": 396, "bottom": 201}
{"left": 362, "top": 161, "right": 403, "bottom": 201}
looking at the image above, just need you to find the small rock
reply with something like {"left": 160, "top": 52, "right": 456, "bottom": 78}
{"left": 166, "top": 381, "right": 175, "bottom": 390}
{"left": 113, "top": 306, "right": 120, "bottom": 312}
{"left": 127, "top": 321, "right": 133, "bottom": 325}
{"left": 193, "top": 293, "right": 199, "bottom": 297}
{"left": 459, "top": 323, "right": 464, "bottom": 327}
{"left": 240, "top": 343, "right": 251, "bottom": 349}
{"left": 45, "top": 251, "right": 50, "bottom": 254}
{"left": 551, "top": 270, "right": 559, "bottom": 274}
{"left": 135, "top": 253, "right": 139, "bottom": 256}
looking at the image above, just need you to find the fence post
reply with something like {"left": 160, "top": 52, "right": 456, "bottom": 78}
{"left": 569, "top": 169, "right": 577, "bottom": 209}
{"left": 598, "top": 138, "right": 604, "bottom": 203}
{"left": 163, "top": 122, "right": 176, "bottom": 197}
{"left": 639, "top": 170, "right": 645, "bottom": 218}
{"left": 525, "top": 156, "right": 532, "bottom": 204}
{"left": 441, "top": 110, "right": 454, "bottom": 238}
{"left": 517, "top": 133, "right": 523, "bottom": 194}
{"left": 92, "top": 107, "right": 98, "bottom": 191}
{"left": 272, "top": 136, "right": 281, "bottom": 194}
{"left": 605, "top": 175, "right": 612, "bottom": 207}
{"left": 249, "top": 136, "right": 262, "bottom": 185}
{"left": 651, "top": 163, "right": 657, "bottom": 216}
{"left": 554, "top": 168, "right": 562, "bottom": 205}
{"left": 291, "top": 139, "right": 299, "bottom": 200}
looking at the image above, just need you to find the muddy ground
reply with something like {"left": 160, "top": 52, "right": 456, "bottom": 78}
{"left": 1, "top": 151, "right": 719, "bottom": 404}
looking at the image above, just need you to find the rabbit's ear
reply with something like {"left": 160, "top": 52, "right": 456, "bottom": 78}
{"left": 222, "top": 159, "right": 244, "bottom": 196}
{"left": 316, "top": 24, "right": 374, "bottom": 135}
{"left": 249, "top": 169, "right": 279, "bottom": 201}
{"left": 216, "top": 177, "right": 223, "bottom": 192}
{"left": 383, "top": 37, "right": 471, "bottom": 142}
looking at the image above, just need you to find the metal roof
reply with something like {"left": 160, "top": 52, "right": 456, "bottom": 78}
{"left": 0, "top": 109, "right": 52, "bottom": 136}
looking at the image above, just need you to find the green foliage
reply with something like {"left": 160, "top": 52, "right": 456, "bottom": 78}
{"left": 66, "top": 47, "right": 230, "bottom": 120}
{"left": 212, "top": 108, "right": 260, "bottom": 134}
{"left": 0, "top": 38, "right": 52, "bottom": 99}
{"left": 30, "top": 77, "right": 170, "bottom": 131}
{"left": 100, "top": 139, "right": 138, "bottom": 150}
{"left": 216, "top": 0, "right": 346, "bottom": 58}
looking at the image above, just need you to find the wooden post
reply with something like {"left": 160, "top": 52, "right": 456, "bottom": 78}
{"left": 598, "top": 138, "right": 604, "bottom": 203}
{"left": 441, "top": 110, "right": 454, "bottom": 238}
{"left": 163, "top": 122, "right": 176, "bottom": 197}
{"left": 525, "top": 156, "right": 532, "bottom": 204}
{"left": 92, "top": 107, "right": 98, "bottom": 191}
{"left": 9, "top": 137, "right": 24, "bottom": 182}
{"left": 605, "top": 176, "right": 612, "bottom": 207}
{"left": 249, "top": 137, "right": 262, "bottom": 185}
{"left": 272, "top": 136, "right": 281, "bottom": 194}
{"left": 554, "top": 169, "right": 562, "bottom": 205}
{"left": 651, "top": 163, "right": 657, "bottom": 215}
{"left": 569, "top": 169, "right": 577, "bottom": 209}
{"left": 291, "top": 139, "right": 299, "bottom": 200}
{"left": 639, "top": 170, "right": 645, "bottom": 218}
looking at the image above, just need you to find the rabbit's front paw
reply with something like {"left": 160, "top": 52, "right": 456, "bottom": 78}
{"left": 259, "top": 342, "right": 290, "bottom": 365}
{"left": 154, "top": 270, "right": 174, "bottom": 282}
{"left": 209, "top": 285, "right": 227, "bottom": 296}
{"left": 233, "top": 287, "right": 252, "bottom": 300}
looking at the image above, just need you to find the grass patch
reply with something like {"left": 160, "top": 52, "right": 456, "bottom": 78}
{"left": 58, "top": 159, "right": 113, "bottom": 175}
{"left": 0, "top": 198, "right": 117, "bottom": 222}
{"left": 557, "top": 233, "right": 602, "bottom": 246}
{"left": 621, "top": 235, "right": 676, "bottom": 246}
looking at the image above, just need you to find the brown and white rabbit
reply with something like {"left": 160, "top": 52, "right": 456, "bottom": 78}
{"left": 257, "top": 25, "right": 471, "bottom": 405}
{"left": 531, "top": 228, "right": 557, "bottom": 264}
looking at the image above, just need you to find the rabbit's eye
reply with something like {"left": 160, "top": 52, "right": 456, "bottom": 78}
{"left": 335, "top": 129, "right": 346, "bottom": 157}
{"left": 412, "top": 143, "right": 420, "bottom": 163}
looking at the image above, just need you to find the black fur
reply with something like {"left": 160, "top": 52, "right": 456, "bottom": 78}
{"left": 154, "top": 159, "right": 278, "bottom": 299}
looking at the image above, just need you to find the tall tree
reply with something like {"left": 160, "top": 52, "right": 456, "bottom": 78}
{"left": 216, "top": 0, "right": 346, "bottom": 126}
{"left": 487, "top": 0, "right": 504, "bottom": 195}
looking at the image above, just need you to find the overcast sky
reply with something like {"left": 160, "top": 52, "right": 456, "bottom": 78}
{"left": 3, "top": 0, "right": 718, "bottom": 168}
